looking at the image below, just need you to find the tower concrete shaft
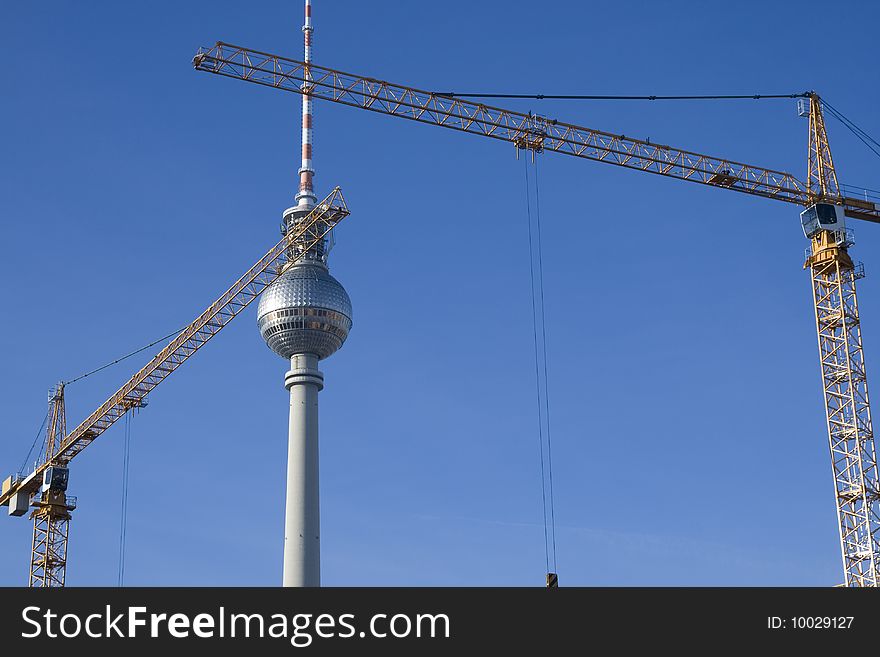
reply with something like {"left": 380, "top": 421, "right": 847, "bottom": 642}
{"left": 282, "top": 353, "right": 324, "bottom": 587}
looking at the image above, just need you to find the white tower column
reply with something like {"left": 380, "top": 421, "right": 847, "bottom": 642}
{"left": 258, "top": 0, "right": 351, "bottom": 589}
{"left": 282, "top": 352, "right": 324, "bottom": 587}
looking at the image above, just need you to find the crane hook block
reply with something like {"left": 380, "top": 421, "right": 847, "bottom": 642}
{"left": 546, "top": 572, "right": 558, "bottom": 588}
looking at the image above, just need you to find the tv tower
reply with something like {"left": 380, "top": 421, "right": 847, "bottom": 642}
{"left": 257, "top": 0, "right": 352, "bottom": 587}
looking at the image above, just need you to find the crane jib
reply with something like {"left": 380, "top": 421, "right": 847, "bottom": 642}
{"left": 192, "top": 43, "right": 879, "bottom": 224}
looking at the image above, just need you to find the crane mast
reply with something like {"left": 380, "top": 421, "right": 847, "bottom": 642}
{"left": 804, "top": 94, "right": 880, "bottom": 587}
{"left": 194, "top": 45, "right": 880, "bottom": 586}
{"left": 28, "top": 384, "right": 74, "bottom": 587}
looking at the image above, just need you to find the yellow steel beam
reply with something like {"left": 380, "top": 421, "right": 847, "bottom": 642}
{"left": 192, "top": 43, "right": 879, "bottom": 223}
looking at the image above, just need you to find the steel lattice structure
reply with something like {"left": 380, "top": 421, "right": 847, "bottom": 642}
{"left": 803, "top": 94, "right": 880, "bottom": 586}
{"left": 192, "top": 42, "right": 880, "bottom": 224}
{"left": 809, "top": 237, "right": 879, "bottom": 586}
{"left": 29, "top": 493, "right": 71, "bottom": 587}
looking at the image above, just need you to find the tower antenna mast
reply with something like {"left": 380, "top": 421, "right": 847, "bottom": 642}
{"left": 296, "top": 0, "right": 316, "bottom": 211}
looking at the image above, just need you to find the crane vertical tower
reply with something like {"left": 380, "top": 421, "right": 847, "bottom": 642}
{"left": 803, "top": 94, "right": 880, "bottom": 587}
{"left": 28, "top": 384, "right": 75, "bottom": 587}
{"left": 256, "top": 0, "right": 352, "bottom": 587}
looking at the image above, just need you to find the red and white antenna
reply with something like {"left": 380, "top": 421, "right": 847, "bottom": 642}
{"left": 295, "top": 0, "right": 316, "bottom": 209}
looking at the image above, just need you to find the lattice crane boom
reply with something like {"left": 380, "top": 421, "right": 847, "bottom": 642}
{"left": 193, "top": 42, "right": 879, "bottom": 224}
{"left": 1, "top": 188, "right": 350, "bottom": 586}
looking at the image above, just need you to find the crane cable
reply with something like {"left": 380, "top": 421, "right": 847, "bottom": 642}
{"left": 64, "top": 326, "right": 188, "bottom": 386}
{"left": 821, "top": 100, "right": 880, "bottom": 162}
{"left": 18, "top": 411, "right": 49, "bottom": 476}
{"left": 534, "top": 156, "right": 559, "bottom": 577}
{"left": 117, "top": 411, "right": 133, "bottom": 586}
{"left": 436, "top": 88, "right": 880, "bottom": 163}
{"left": 523, "top": 155, "right": 558, "bottom": 579}
{"left": 437, "top": 92, "right": 810, "bottom": 101}
{"left": 433, "top": 90, "right": 880, "bottom": 163}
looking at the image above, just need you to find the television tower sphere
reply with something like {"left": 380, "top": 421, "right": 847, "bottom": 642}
{"left": 257, "top": 257, "right": 352, "bottom": 361}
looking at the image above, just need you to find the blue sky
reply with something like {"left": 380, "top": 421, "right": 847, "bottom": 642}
{"left": 1, "top": 0, "right": 879, "bottom": 586}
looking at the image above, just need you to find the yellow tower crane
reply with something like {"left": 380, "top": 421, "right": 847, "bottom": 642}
{"left": 1, "top": 190, "right": 349, "bottom": 586}
{"left": 192, "top": 43, "right": 880, "bottom": 586}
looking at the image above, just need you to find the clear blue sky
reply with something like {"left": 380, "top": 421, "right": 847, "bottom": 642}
{"left": 2, "top": 0, "right": 878, "bottom": 586}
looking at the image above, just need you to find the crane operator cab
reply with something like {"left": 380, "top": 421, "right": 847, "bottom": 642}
{"left": 801, "top": 202, "right": 846, "bottom": 242}
{"left": 41, "top": 466, "right": 69, "bottom": 493}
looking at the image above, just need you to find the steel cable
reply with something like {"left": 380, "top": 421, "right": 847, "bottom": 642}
{"left": 117, "top": 411, "right": 132, "bottom": 586}
{"left": 65, "top": 326, "right": 188, "bottom": 386}
{"left": 436, "top": 92, "right": 810, "bottom": 101}
{"left": 533, "top": 157, "right": 558, "bottom": 574}
{"left": 18, "top": 411, "right": 49, "bottom": 476}
{"left": 524, "top": 157, "right": 551, "bottom": 576}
